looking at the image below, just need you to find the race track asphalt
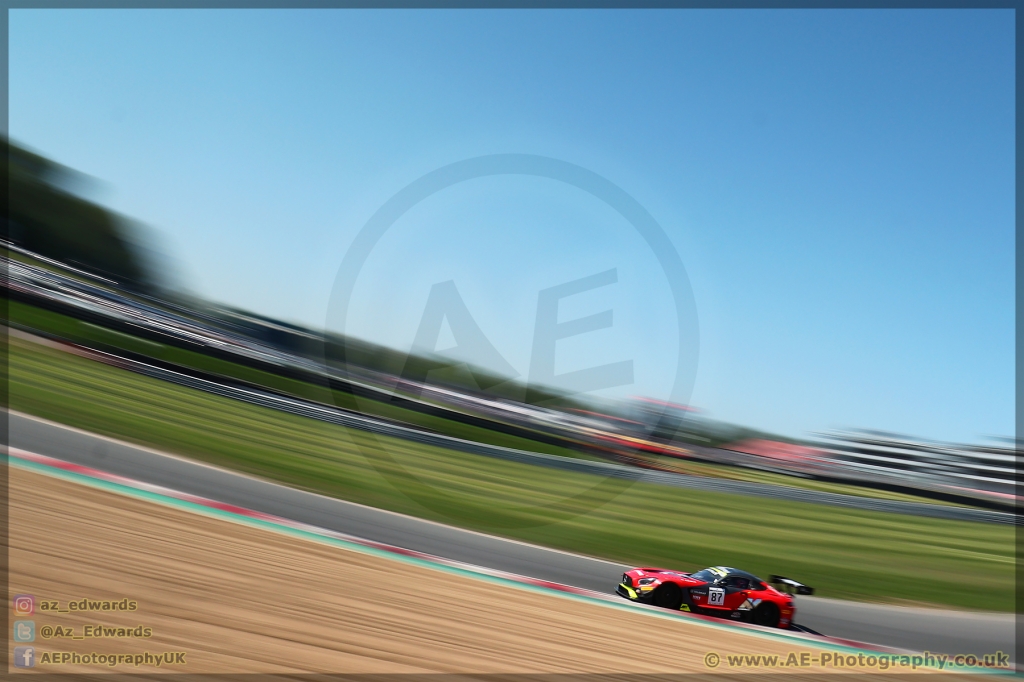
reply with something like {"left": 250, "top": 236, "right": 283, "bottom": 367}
{"left": 8, "top": 411, "right": 1014, "bottom": 662}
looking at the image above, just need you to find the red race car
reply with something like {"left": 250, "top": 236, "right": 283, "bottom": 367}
{"left": 616, "top": 565, "right": 813, "bottom": 629}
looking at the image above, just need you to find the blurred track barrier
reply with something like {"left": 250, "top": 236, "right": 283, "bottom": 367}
{"left": 10, "top": 329, "right": 1016, "bottom": 526}
{"left": 6, "top": 247, "right": 1016, "bottom": 512}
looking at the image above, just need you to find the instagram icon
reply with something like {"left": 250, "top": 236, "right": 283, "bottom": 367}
{"left": 13, "top": 595, "right": 34, "bottom": 616}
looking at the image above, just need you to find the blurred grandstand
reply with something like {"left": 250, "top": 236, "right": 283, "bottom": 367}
{"left": 3, "top": 137, "right": 1016, "bottom": 511}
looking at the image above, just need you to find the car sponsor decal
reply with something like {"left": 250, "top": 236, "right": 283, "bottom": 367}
{"left": 738, "top": 598, "right": 761, "bottom": 612}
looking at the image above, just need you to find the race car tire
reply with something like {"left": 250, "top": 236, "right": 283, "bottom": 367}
{"left": 652, "top": 584, "right": 683, "bottom": 610}
{"left": 751, "top": 602, "right": 780, "bottom": 628}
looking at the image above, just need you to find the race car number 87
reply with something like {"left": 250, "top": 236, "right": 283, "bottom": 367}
{"left": 708, "top": 587, "right": 725, "bottom": 606}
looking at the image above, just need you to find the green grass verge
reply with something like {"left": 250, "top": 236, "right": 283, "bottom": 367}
{"left": 8, "top": 335, "right": 1013, "bottom": 612}
{"left": 8, "top": 300, "right": 596, "bottom": 460}
{"left": 10, "top": 301, "right": 985, "bottom": 506}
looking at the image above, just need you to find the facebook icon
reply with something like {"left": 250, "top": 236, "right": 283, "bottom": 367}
{"left": 14, "top": 646, "right": 35, "bottom": 668}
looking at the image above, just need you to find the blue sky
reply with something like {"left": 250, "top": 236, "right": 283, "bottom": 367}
{"left": 9, "top": 9, "right": 1014, "bottom": 443}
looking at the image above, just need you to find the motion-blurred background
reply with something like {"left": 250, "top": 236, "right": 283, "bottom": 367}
{"left": 6, "top": 8, "right": 1014, "bottom": 618}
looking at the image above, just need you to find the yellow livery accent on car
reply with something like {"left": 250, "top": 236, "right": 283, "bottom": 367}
{"left": 617, "top": 565, "right": 813, "bottom": 630}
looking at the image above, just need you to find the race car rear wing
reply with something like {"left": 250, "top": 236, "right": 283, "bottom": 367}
{"left": 769, "top": 575, "right": 815, "bottom": 595}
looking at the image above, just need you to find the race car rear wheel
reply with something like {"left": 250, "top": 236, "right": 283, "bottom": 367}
{"left": 752, "top": 603, "right": 780, "bottom": 628}
{"left": 652, "top": 584, "right": 682, "bottom": 610}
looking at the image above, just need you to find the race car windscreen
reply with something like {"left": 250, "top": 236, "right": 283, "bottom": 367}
{"left": 687, "top": 569, "right": 723, "bottom": 583}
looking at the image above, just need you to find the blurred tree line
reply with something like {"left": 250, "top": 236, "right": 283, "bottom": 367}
{"left": 5, "top": 138, "right": 155, "bottom": 293}
{"left": 1, "top": 139, "right": 632, "bottom": 413}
